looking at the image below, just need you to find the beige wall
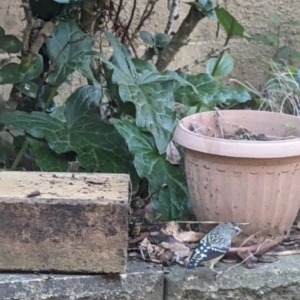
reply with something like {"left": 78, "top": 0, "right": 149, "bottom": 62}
{"left": 1, "top": 0, "right": 300, "bottom": 102}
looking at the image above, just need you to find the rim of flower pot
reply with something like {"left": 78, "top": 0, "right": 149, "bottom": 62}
{"left": 174, "top": 110, "right": 300, "bottom": 158}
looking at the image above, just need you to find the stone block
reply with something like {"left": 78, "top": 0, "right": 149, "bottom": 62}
{"left": 0, "top": 172, "right": 129, "bottom": 273}
{"left": 165, "top": 256, "right": 300, "bottom": 300}
{"left": 0, "top": 261, "right": 164, "bottom": 300}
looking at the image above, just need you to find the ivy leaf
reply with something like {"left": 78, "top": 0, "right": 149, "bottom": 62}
{"left": 0, "top": 33, "right": 22, "bottom": 53}
{"left": 15, "top": 82, "right": 38, "bottom": 98}
{"left": 0, "top": 55, "right": 43, "bottom": 85}
{"left": 0, "top": 85, "right": 139, "bottom": 188}
{"left": 105, "top": 31, "right": 137, "bottom": 78}
{"left": 215, "top": 6, "right": 251, "bottom": 40}
{"left": 27, "top": 136, "right": 71, "bottom": 171}
{"left": 206, "top": 52, "right": 233, "bottom": 77}
{"left": 154, "top": 33, "right": 171, "bottom": 48}
{"left": 113, "top": 119, "right": 189, "bottom": 220}
{"left": 46, "top": 20, "right": 94, "bottom": 85}
{"left": 174, "top": 72, "right": 250, "bottom": 107}
{"left": 0, "top": 110, "right": 63, "bottom": 138}
{"left": 97, "top": 34, "right": 196, "bottom": 154}
{"left": 139, "top": 30, "right": 155, "bottom": 47}
{"left": 132, "top": 58, "right": 157, "bottom": 73}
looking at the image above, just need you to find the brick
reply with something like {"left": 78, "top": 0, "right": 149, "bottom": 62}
{"left": 0, "top": 172, "right": 129, "bottom": 273}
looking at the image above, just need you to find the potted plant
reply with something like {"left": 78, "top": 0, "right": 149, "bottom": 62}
{"left": 174, "top": 109, "right": 300, "bottom": 242}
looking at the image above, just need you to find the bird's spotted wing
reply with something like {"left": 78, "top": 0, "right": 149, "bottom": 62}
{"left": 187, "top": 235, "right": 231, "bottom": 269}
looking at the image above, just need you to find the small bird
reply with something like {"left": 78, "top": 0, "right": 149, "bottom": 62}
{"left": 187, "top": 222, "right": 242, "bottom": 274}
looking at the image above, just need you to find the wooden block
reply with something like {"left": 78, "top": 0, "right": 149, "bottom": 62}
{"left": 0, "top": 172, "right": 129, "bottom": 273}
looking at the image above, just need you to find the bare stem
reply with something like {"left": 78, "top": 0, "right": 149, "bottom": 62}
{"left": 156, "top": 6, "right": 205, "bottom": 71}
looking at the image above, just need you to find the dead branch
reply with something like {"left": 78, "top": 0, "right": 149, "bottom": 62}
{"left": 156, "top": 6, "right": 205, "bottom": 71}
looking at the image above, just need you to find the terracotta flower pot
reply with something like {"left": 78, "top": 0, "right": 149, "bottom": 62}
{"left": 174, "top": 110, "right": 300, "bottom": 242}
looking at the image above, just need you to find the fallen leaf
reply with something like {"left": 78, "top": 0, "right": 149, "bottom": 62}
{"left": 129, "top": 232, "right": 149, "bottom": 244}
{"left": 161, "top": 241, "right": 190, "bottom": 252}
{"left": 191, "top": 121, "right": 208, "bottom": 135}
{"left": 161, "top": 221, "right": 181, "bottom": 236}
{"left": 166, "top": 141, "right": 181, "bottom": 165}
{"left": 158, "top": 250, "right": 174, "bottom": 266}
{"left": 148, "top": 231, "right": 178, "bottom": 245}
{"left": 173, "top": 231, "right": 204, "bottom": 243}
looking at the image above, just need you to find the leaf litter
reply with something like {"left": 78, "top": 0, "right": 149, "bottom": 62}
{"left": 128, "top": 213, "right": 300, "bottom": 270}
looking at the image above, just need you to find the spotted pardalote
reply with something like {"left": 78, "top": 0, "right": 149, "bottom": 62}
{"left": 187, "top": 222, "right": 242, "bottom": 273}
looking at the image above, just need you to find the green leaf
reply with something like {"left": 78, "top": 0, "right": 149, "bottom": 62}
{"left": 270, "top": 13, "right": 281, "bottom": 26}
{"left": 113, "top": 119, "right": 189, "bottom": 220}
{"left": 154, "top": 33, "right": 171, "bottom": 48}
{"left": 215, "top": 6, "right": 251, "bottom": 40}
{"left": 0, "top": 34, "right": 22, "bottom": 53}
{"left": 0, "top": 27, "right": 5, "bottom": 37}
{"left": 15, "top": 82, "right": 38, "bottom": 98}
{"left": 0, "top": 85, "right": 139, "bottom": 187}
{"left": 206, "top": 52, "right": 233, "bottom": 77}
{"left": 112, "top": 68, "right": 177, "bottom": 154}
{"left": 0, "top": 55, "right": 43, "bottom": 85}
{"left": 105, "top": 31, "right": 136, "bottom": 78}
{"left": 132, "top": 58, "right": 157, "bottom": 73}
{"left": 27, "top": 136, "right": 70, "bottom": 171}
{"left": 139, "top": 30, "right": 154, "bottom": 46}
{"left": 53, "top": 0, "right": 70, "bottom": 3}
{"left": 45, "top": 20, "right": 94, "bottom": 85}
{"left": 0, "top": 110, "right": 64, "bottom": 138}
{"left": 174, "top": 73, "right": 250, "bottom": 108}
{"left": 186, "top": 0, "right": 216, "bottom": 19}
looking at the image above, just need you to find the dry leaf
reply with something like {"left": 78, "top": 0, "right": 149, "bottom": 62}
{"left": 158, "top": 250, "right": 174, "bottom": 266}
{"left": 85, "top": 178, "right": 108, "bottom": 185}
{"left": 166, "top": 141, "right": 181, "bottom": 165}
{"left": 161, "top": 221, "right": 180, "bottom": 236}
{"left": 191, "top": 121, "right": 208, "bottom": 135}
{"left": 173, "top": 231, "right": 204, "bottom": 243}
{"left": 161, "top": 241, "right": 190, "bottom": 252}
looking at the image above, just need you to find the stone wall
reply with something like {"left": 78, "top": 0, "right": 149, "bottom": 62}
{"left": 0, "top": 0, "right": 300, "bottom": 102}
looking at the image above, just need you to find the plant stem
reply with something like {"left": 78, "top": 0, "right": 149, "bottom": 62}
{"left": 10, "top": 87, "right": 58, "bottom": 170}
{"left": 156, "top": 6, "right": 205, "bottom": 71}
{"left": 211, "top": 35, "right": 230, "bottom": 76}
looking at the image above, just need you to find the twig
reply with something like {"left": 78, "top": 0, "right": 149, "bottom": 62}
{"left": 165, "top": 0, "right": 180, "bottom": 35}
{"left": 223, "top": 239, "right": 277, "bottom": 274}
{"left": 177, "top": 45, "right": 231, "bottom": 73}
{"left": 21, "top": 0, "right": 34, "bottom": 53}
{"left": 121, "top": 0, "right": 136, "bottom": 44}
{"left": 266, "top": 249, "right": 300, "bottom": 256}
{"left": 215, "top": 110, "right": 224, "bottom": 139}
{"left": 129, "top": 0, "right": 158, "bottom": 45}
{"left": 239, "top": 230, "right": 263, "bottom": 248}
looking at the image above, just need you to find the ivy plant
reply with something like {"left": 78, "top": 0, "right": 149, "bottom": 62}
{"left": 0, "top": 1, "right": 250, "bottom": 220}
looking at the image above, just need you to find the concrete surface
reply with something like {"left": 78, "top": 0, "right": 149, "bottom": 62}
{"left": 1, "top": 256, "right": 300, "bottom": 299}
{"left": 0, "top": 261, "right": 164, "bottom": 300}
{"left": 0, "top": 172, "right": 129, "bottom": 274}
{"left": 165, "top": 256, "right": 300, "bottom": 300}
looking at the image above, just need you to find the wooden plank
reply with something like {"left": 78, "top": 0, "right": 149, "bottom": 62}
{"left": 0, "top": 172, "right": 129, "bottom": 273}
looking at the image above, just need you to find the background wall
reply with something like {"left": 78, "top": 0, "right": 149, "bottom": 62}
{"left": 0, "top": 0, "right": 300, "bottom": 101}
